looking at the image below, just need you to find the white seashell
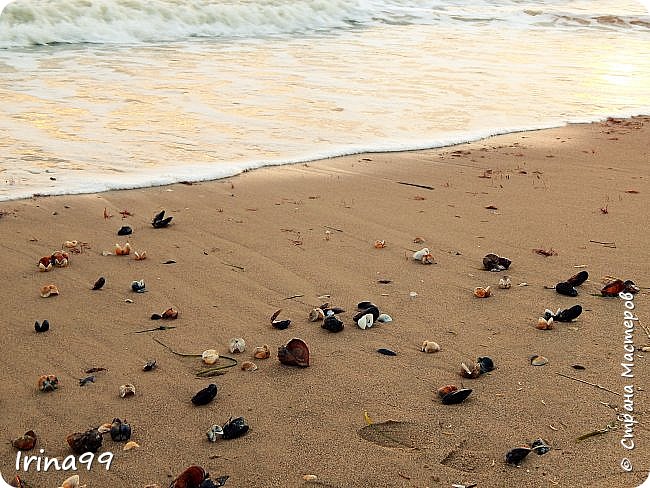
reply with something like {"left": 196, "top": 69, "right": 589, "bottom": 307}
{"left": 119, "top": 383, "right": 136, "bottom": 398}
{"left": 498, "top": 276, "right": 512, "bottom": 289}
{"left": 409, "top": 291, "right": 418, "bottom": 298}
{"left": 229, "top": 337, "right": 246, "bottom": 354}
{"left": 357, "top": 313, "right": 374, "bottom": 330}
{"left": 309, "top": 308, "right": 325, "bottom": 322}
{"left": 58, "top": 474, "right": 80, "bottom": 488}
{"left": 206, "top": 424, "right": 223, "bottom": 442}
{"left": 123, "top": 441, "right": 140, "bottom": 450}
{"left": 64, "top": 240, "right": 78, "bottom": 248}
{"left": 303, "top": 474, "right": 318, "bottom": 482}
{"left": 421, "top": 340, "right": 441, "bottom": 353}
{"left": 377, "top": 313, "right": 392, "bottom": 323}
{"left": 202, "top": 349, "right": 219, "bottom": 365}
{"left": 412, "top": 248, "right": 430, "bottom": 260}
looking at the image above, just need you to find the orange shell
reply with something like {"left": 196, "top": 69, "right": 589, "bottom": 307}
{"left": 536, "top": 317, "right": 554, "bottom": 330}
{"left": 373, "top": 240, "right": 386, "bottom": 249}
{"left": 38, "top": 256, "right": 53, "bottom": 271}
{"left": 52, "top": 251, "right": 69, "bottom": 267}
{"left": 161, "top": 307, "right": 178, "bottom": 319}
{"left": 473, "top": 286, "right": 491, "bottom": 298}
{"left": 253, "top": 344, "right": 271, "bottom": 359}
{"left": 115, "top": 243, "right": 131, "bottom": 255}
{"left": 437, "top": 385, "right": 458, "bottom": 398}
{"left": 40, "top": 284, "right": 60, "bottom": 297}
{"left": 133, "top": 250, "right": 147, "bottom": 260}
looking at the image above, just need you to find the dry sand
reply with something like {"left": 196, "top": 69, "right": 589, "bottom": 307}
{"left": 0, "top": 116, "right": 648, "bottom": 488}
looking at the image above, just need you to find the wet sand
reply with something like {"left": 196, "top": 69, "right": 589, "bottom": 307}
{"left": 0, "top": 116, "right": 648, "bottom": 488}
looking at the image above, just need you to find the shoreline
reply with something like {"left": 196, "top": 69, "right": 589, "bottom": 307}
{"left": 1, "top": 116, "right": 649, "bottom": 488}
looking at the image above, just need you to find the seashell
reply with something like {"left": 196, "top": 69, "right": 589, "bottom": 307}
{"left": 536, "top": 317, "right": 554, "bottom": 330}
{"left": 413, "top": 237, "right": 425, "bottom": 244}
{"left": 321, "top": 314, "right": 344, "bottom": 333}
{"left": 477, "top": 356, "right": 495, "bottom": 373}
{"left": 117, "top": 225, "right": 132, "bottom": 236}
{"left": 440, "top": 387, "right": 473, "bottom": 405}
{"left": 498, "top": 276, "right": 512, "bottom": 289}
{"left": 38, "top": 374, "right": 59, "bottom": 392}
{"left": 64, "top": 240, "right": 78, "bottom": 248}
{"left": 66, "top": 429, "right": 103, "bottom": 454}
{"left": 162, "top": 307, "right": 178, "bottom": 319}
{"left": 52, "top": 251, "right": 69, "bottom": 267}
{"left": 531, "top": 438, "right": 551, "bottom": 455}
{"left": 115, "top": 242, "right": 131, "bottom": 255}
{"left": 483, "top": 253, "right": 511, "bottom": 271}
{"left": 505, "top": 447, "right": 532, "bottom": 465}
{"left": 278, "top": 338, "right": 310, "bottom": 367}
{"left": 356, "top": 313, "right": 374, "bottom": 330}
{"left": 192, "top": 384, "right": 218, "bottom": 406}
{"left": 555, "top": 281, "right": 578, "bottom": 297}
{"left": 421, "top": 340, "right": 441, "bottom": 353}
{"left": 78, "top": 375, "right": 95, "bottom": 386}
{"left": 373, "top": 240, "right": 386, "bottom": 249}
{"left": 152, "top": 210, "right": 173, "bottom": 229}
{"left": 412, "top": 248, "right": 431, "bottom": 262}
{"left": 131, "top": 279, "right": 146, "bottom": 293}
{"left": 12, "top": 430, "right": 37, "bottom": 450}
{"left": 623, "top": 279, "right": 640, "bottom": 294}
{"left": 566, "top": 270, "right": 588, "bottom": 287}
{"left": 133, "top": 250, "right": 147, "bottom": 260}
{"left": 38, "top": 256, "right": 52, "bottom": 272}
{"left": 357, "top": 301, "right": 376, "bottom": 310}
{"left": 377, "top": 313, "right": 392, "bottom": 323}
{"left": 143, "top": 359, "right": 157, "bottom": 371}
{"left": 354, "top": 305, "right": 380, "bottom": 322}
{"left": 554, "top": 304, "right": 582, "bottom": 322}
{"left": 241, "top": 361, "right": 258, "bottom": 372}
{"left": 58, "top": 474, "right": 80, "bottom": 488}
{"left": 409, "top": 291, "right": 418, "bottom": 298}
{"left": 169, "top": 466, "right": 207, "bottom": 488}
{"left": 303, "top": 475, "right": 318, "bottom": 482}
{"left": 601, "top": 279, "right": 626, "bottom": 297}
{"left": 437, "top": 385, "right": 458, "bottom": 397}
{"left": 324, "top": 306, "right": 345, "bottom": 315}
{"left": 228, "top": 338, "right": 246, "bottom": 354}
{"left": 377, "top": 348, "right": 397, "bottom": 356}
{"left": 253, "top": 344, "right": 271, "bottom": 359}
{"left": 151, "top": 313, "right": 162, "bottom": 320}
{"left": 123, "top": 441, "right": 139, "bottom": 450}
{"left": 206, "top": 424, "right": 224, "bottom": 442}
{"left": 473, "top": 286, "right": 491, "bottom": 298}
{"left": 119, "top": 383, "right": 136, "bottom": 398}
{"left": 202, "top": 349, "right": 219, "bottom": 365}
{"left": 110, "top": 418, "right": 132, "bottom": 442}
{"left": 34, "top": 319, "right": 49, "bottom": 333}
{"left": 97, "top": 423, "right": 112, "bottom": 434}
{"left": 40, "top": 284, "right": 59, "bottom": 297}
{"left": 460, "top": 361, "right": 481, "bottom": 379}
{"left": 222, "top": 416, "right": 249, "bottom": 440}
{"left": 92, "top": 276, "right": 105, "bottom": 290}
{"left": 530, "top": 355, "right": 548, "bottom": 366}
{"left": 309, "top": 308, "right": 325, "bottom": 322}
{"left": 272, "top": 319, "right": 291, "bottom": 330}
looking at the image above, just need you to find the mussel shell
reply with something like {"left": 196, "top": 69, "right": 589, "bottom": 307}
{"left": 356, "top": 301, "right": 376, "bottom": 310}
{"left": 143, "top": 359, "right": 157, "bottom": 371}
{"left": 272, "top": 319, "right": 291, "bottom": 330}
{"left": 555, "top": 281, "right": 578, "bottom": 297}
{"left": 152, "top": 210, "right": 166, "bottom": 223}
{"left": 624, "top": 280, "right": 640, "bottom": 294}
{"left": 377, "top": 348, "right": 397, "bottom": 356}
{"left": 151, "top": 313, "right": 163, "bottom": 320}
{"left": 497, "top": 256, "right": 511, "bottom": 269}
{"left": 321, "top": 315, "right": 344, "bottom": 333}
{"left": 66, "top": 429, "right": 103, "bottom": 454}
{"left": 12, "top": 430, "right": 37, "bottom": 450}
{"left": 505, "top": 447, "right": 532, "bottom": 465}
{"left": 482, "top": 253, "right": 500, "bottom": 271}
{"left": 170, "top": 465, "right": 207, "bottom": 488}
{"left": 477, "top": 356, "right": 495, "bottom": 373}
{"left": 554, "top": 304, "right": 582, "bottom": 322}
{"left": 131, "top": 280, "right": 146, "bottom": 293}
{"left": 192, "top": 384, "right": 218, "bottom": 406}
{"left": 353, "top": 305, "right": 380, "bottom": 322}
{"left": 117, "top": 226, "right": 132, "bottom": 236}
{"left": 152, "top": 216, "right": 173, "bottom": 228}
{"left": 441, "top": 388, "right": 472, "bottom": 405}
{"left": 566, "top": 270, "right": 588, "bottom": 287}
{"left": 601, "top": 279, "right": 624, "bottom": 296}
{"left": 198, "top": 476, "right": 230, "bottom": 488}
{"left": 221, "top": 416, "right": 249, "bottom": 440}
{"left": 309, "top": 308, "right": 324, "bottom": 322}
{"left": 92, "top": 277, "right": 105, "bottom": 290}
{"left": 110, "top": 418, "right": 132, "bottom": 442}
{"left": 277, "top": 338, "right": 310, "bottom": 367}
{"left": 531, "top": 438, "right": 551, "bottom": 455}
{"left": 34, "top": 320, "right": 49, "bottom": 333}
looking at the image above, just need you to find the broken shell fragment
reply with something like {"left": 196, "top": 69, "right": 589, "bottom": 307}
{"left": 192, "top": 384, "right": 218, "bottom": 406}
{"left": 143, "top": 359, "right": 157, "bottom": 371}
{"left": 64, "top": 240, "right": 78, "bottom": 248}
{"left": 357, "top": 301, "right": 376, "bottom": 310}
{"left": 253, "top": 344, "right": 270, "bottom": 359}
{"left": 321, "top": 314, "right": 344, "bottom": 333}
{"left": 473, "top": 286, "right": 491, "bottom": 298}
{"left": 303, "top": 475, "right": 318, "bottom": 482}
{"left": 531, "top": 438, "right": 551, "bottom": 455}
{"left": 530, "top": 355, "right": 548, "bottom": 366}
{"left": 97, "top": 423, "right": 112, "bottom": 434}
{"left": 272, "top": 319, "right": 291, "bottom": 330}
{"left": 58, "top": 474, "right": 80, "bottom": 488}
{"left": 377, "top": 313, "right": 392, "bottom": 323}
{"left": 536, "top": 317, "right": 554, "bottom": 330}
{"left": 421, "top": 341, "right": 441, "bottom": 353}
{"left": 278, "top": 338, "right": 310, "bottom": 367}
{"left": 241, "top": 361, "right": 258, "bottom": 372}
{"left": 38, "top": 374, "right": 59, "bottom": 392}
{"left": 202, "top": 349, "right": 219, "bottom": 365}
{"left": 460, "top": 361, "right": 481, "bottom": 379}
{"left": 356, "top": 313, "right": 374, "bottom": 330}
{"left": 131, "top": 279, "right": 146, "bottom": 293}
{"left": 110, "top": 418, "right": 132, "bottom": 442}
{"left": 498, "top": 276, "right": 512, "bottom": 289}
{"left": 12, "top": 430, "right": 37, "bottom": 451}
{"left": 133, "top": 250, "right": 147, "bottom": 260}
{"left": 115, "top": 242, "right": 131, "bottom": 255}
{"left": 40, "top": 284, "right": 60, "bottom": 298}
{"left": 309, "top": 308, "right": 325, "bottom": 322}
{"left": 413, "top": 247, "right": 434, "bottom": 264}
{"left": 206, "top": 424, "right": 224, "bottom": 442}
{"left": 377, "top": 348, "right": 397, "bottom": 356}
{"left": 123, "top": 441, "right": 139, "bottom": 450}
{"left": 506, "top": 447, "right": 532, "bottom": 465}
{"left": 228, "top": 338, "right": 246, "bottom": 354}
{"left": 373, "top": 239, "right": 386, "bottom": 248}
{"left": 92, "top": 276, "right": 105, "bottom": 290}
{"left": 66, "top": 429, "right": 103, "bottom": 454}
{"left": 119, "top": 383, "right": 136, "bottom": 398}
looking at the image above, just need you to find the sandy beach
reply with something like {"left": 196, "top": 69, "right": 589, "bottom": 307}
{"left": 1, "top": 116, "right": 648, "bottom": 488}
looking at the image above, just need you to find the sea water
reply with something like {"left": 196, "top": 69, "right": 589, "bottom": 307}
{"left": 0, "top": 0, "right": 649, "bottom": 201}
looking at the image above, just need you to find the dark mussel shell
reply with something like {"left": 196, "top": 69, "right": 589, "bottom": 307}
{"left": 169, "top": 465, "right": 207, "bottom": 488}
{"left": 322, "top": 314, "right": 344, "bottom": 333}
{"left": 531, "top": 438, "right": 551, "bottom": 455}
{"left": 153, "top": 216, "right": 173, "bottom": 228}
{"left": 505, "top": 446, "right": 532, "bottom": 465}
{"left": 323, "top": 306, "right": 345, "bottom": 315}
{"left": 477, "top": 356, "right": 495, "bottom": 374}
{"left": 272, "top": 319, "right": 291, "bottom": 330}
{"left": 353, "top": 305, "right": 380, "bottom": 322}
{"left": 66, "top": 428, "right": 103, "bottom": 454}
{"left": 277, "top": 338, "right": 310, "bottom": 367}
{"left": 143, "top": 359, "right": 157, "bottom": 371}
{"left": 132, "top": 280, "right": 146, "bottom": 293}
{"left": 356, "top": 301, "right": 377, "bottom": 310}
{"left": 377, "top": 348, "right": 397, "bottom": 356}
{"left": 623, "top": 280, "right": 640, "bottom": 294}
{"left": 221, "top": 417, "right": 249, "bottom": 440}
{"left": 483, "top": 252, "right": 512, "bottom": 271}
{"left": 542, "top": 309, "right": 554, "bottom": 321}
{"left": 441, "top": 388, "right": 473, "bottom": 405}
{"left": 601, "top": 279, "right": 625, "bottom": 297}
{"left": 152, "top": 210, "right": 166, "bottom": 223}
{"left": 34, "top": 320, "right": 49, "bottom": 333}
{"left": 498, "top": 256, "right": 512, "bottom": 270}
{"left": 110, "top": 418, "right": 132, "bottom": 442}
{"left": 198, "top": 476, "right": 230, "bottom": 488}
{"left": 92, "top": 277, "right": 106, "bottom": 290}
{"left": 566, "top": 270, "right": 588, "bottom": 287}
{"left": 12, "top": 430, "right": 37, "bottom": 450}
{"left": 554, "top": 304, "right": 582, "bottom": 322}
{"left": 555, "top": 281, "right": 578, "bottom": 297}
{"left": 117, "top": 226, "right": 132, "bottom": 236}
{"left": 151, "top": 313, "right": 163, "bottom": 320}
{"left": 192, "top": 384, "right": 218, "bottom": 406}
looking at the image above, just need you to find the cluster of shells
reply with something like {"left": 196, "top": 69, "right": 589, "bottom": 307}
{"left": 38, "top": 250, "right": 70, "bottom": 272}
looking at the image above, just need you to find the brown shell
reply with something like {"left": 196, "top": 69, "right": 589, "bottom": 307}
{"left": 37, "top": 374, "right": 59, "bottom": 392}
{"left": 38, "top": 256, "right": 52, "bottom": 271}
{"left": 66, "top": 429, "right": 103, "bottom": 454}
{"left": 536, "top": 317, "right": 554, "bottom": 330}
{"left": 253, "top": 345, "right": 271, "bottom": 359}
{"left": 437, "top": 385, "right": 458, "bottom": 398}
{"left": 12, "top": 430, "right": 37, "bottom": 450}
{"left": 161, "top": 307, "right": 178, "bottom": 319}
{"left": 601, "top": 279, "right": 625, "bottom": 296}
{"left": 40, "top": 284, "right": 60, "bottom": 297}
{"left": 473, "top": 286, "right": 491, "bottom": 298}
{"left": 170, "top": 465, "right": 206, "bottom": 488}
{"left": 278, "top": 338, "right": 310, "bottom": 367}
{"left": 460, "top": 362, "right": 481, "bottom": 379}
